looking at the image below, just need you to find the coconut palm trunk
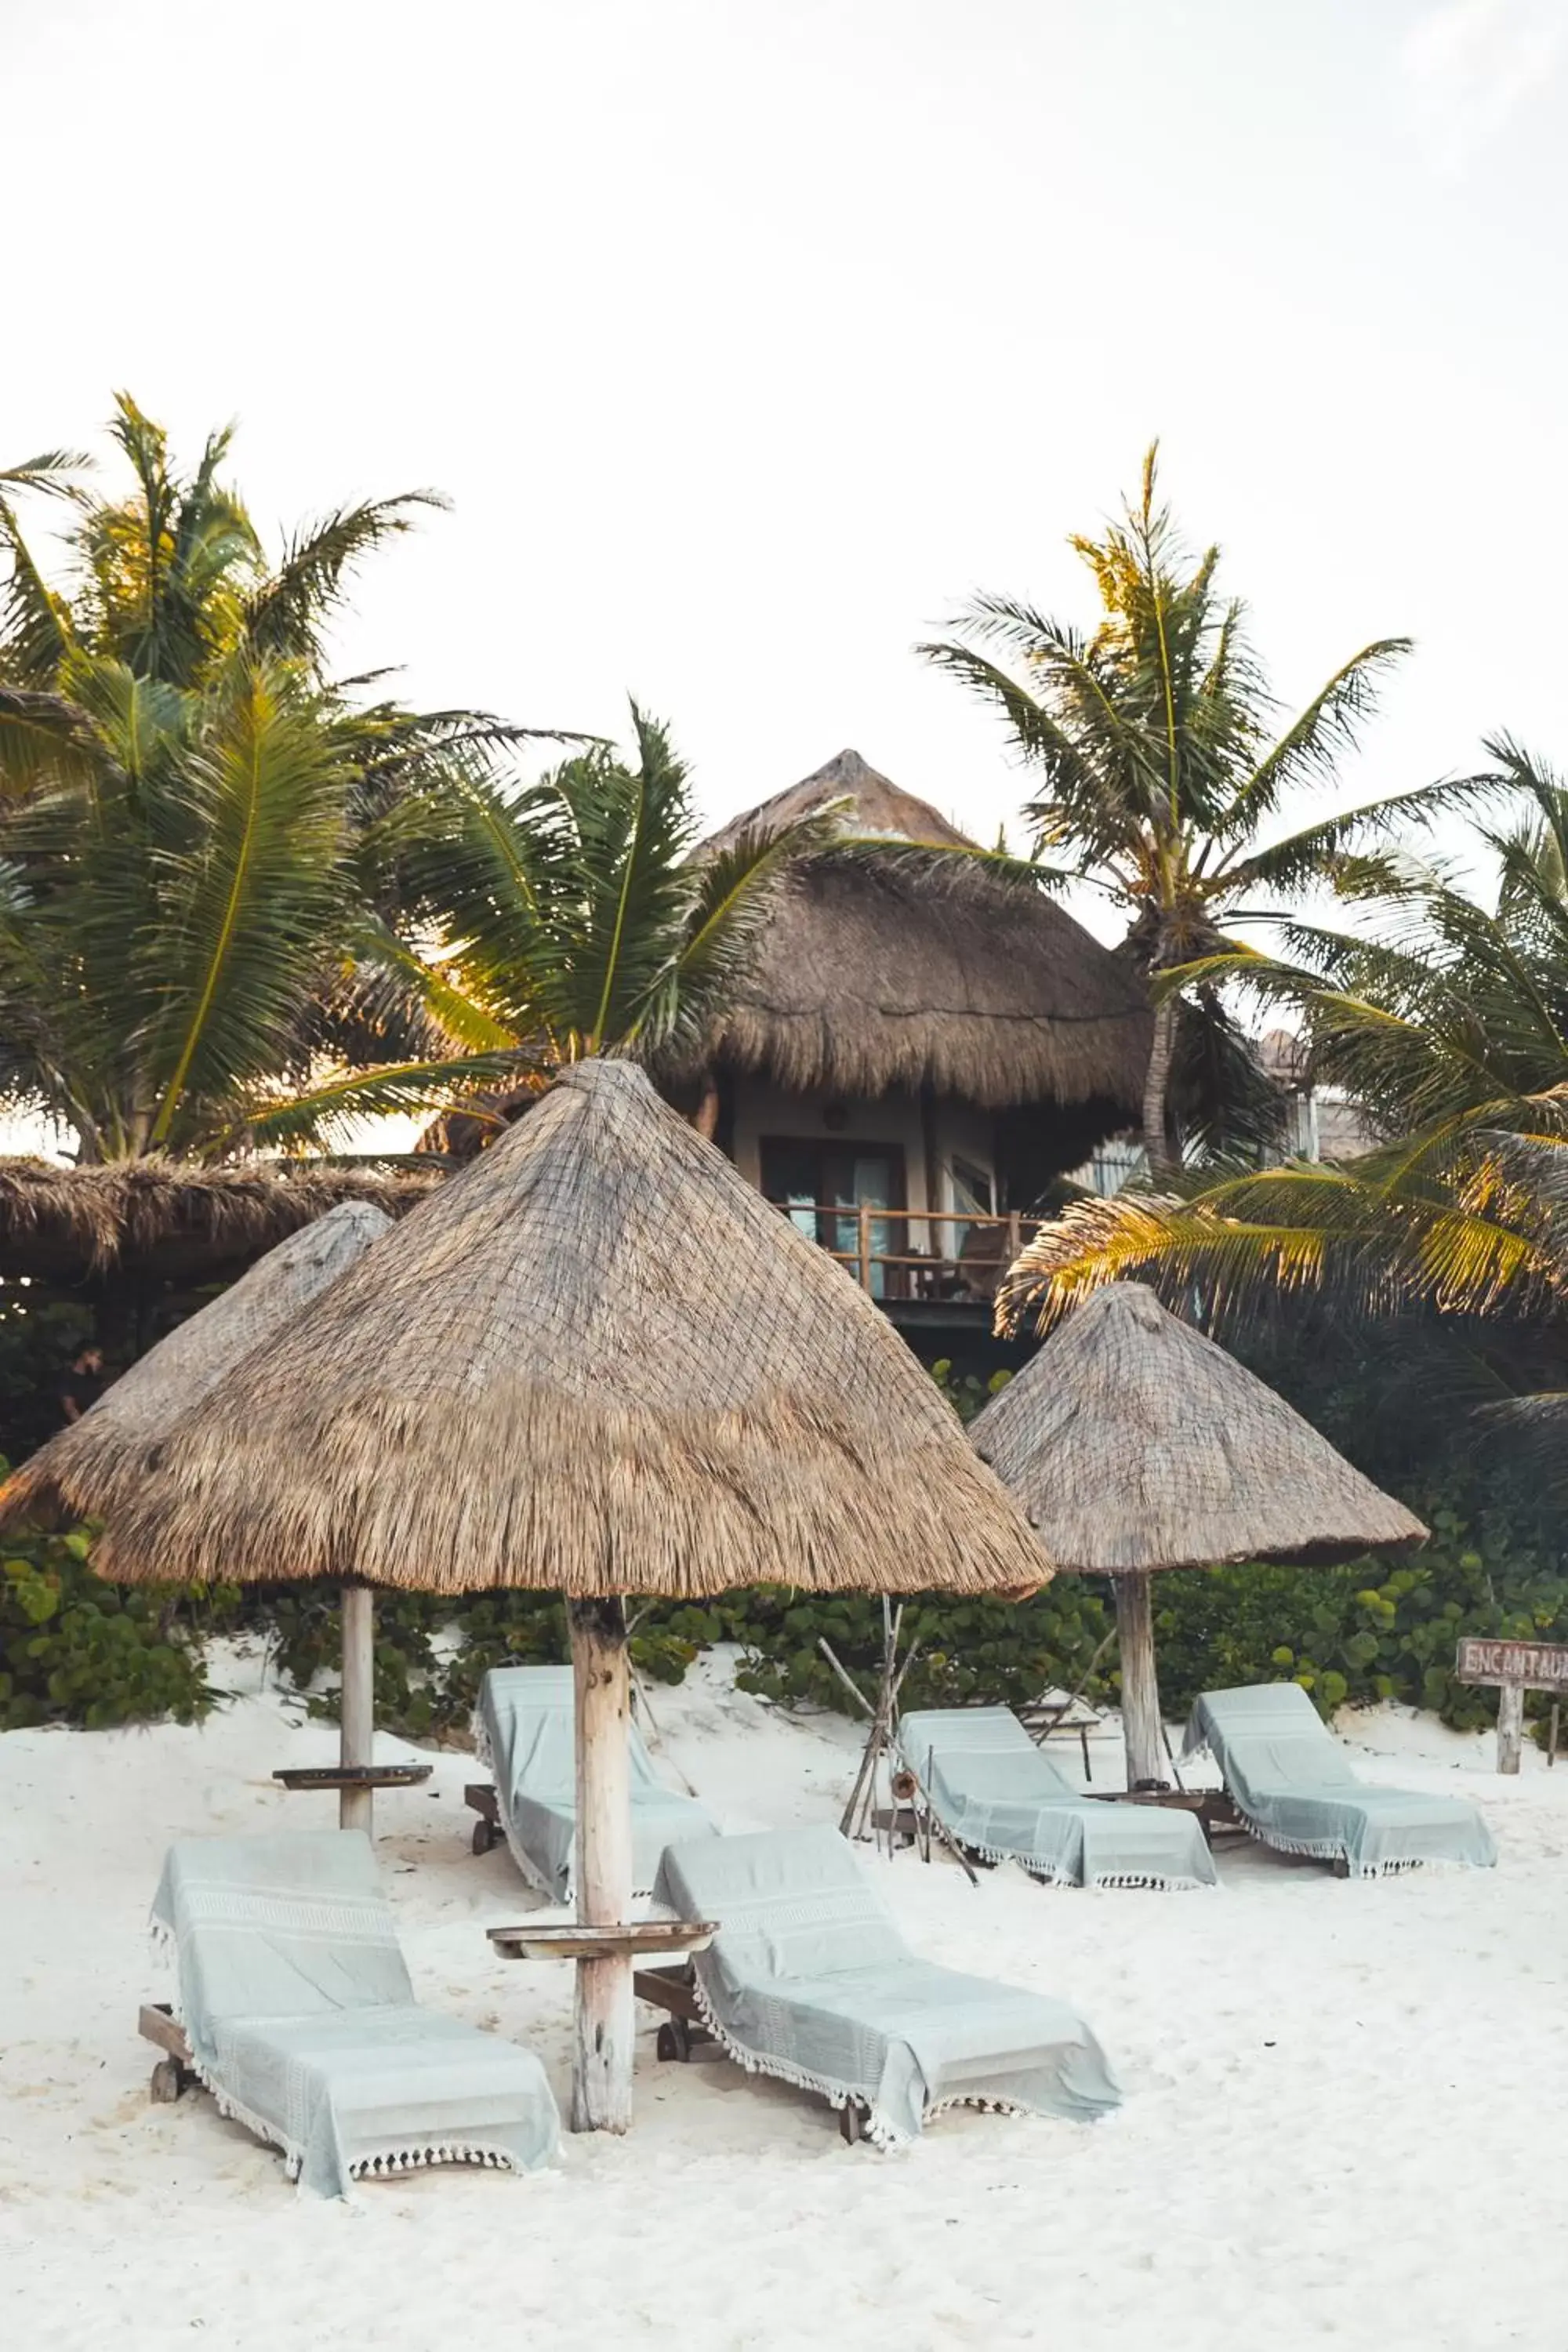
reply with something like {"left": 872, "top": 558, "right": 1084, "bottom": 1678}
{"left": 1140, "top": 996, "right": 1179, "bottom": 1181}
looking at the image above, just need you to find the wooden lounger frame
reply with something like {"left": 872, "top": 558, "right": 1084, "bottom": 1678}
{"left": 466, "top": 1782, "right": 502, "bottom": 1855}
{"left": 633, "top": 1963, "right": 869, "bottom": 2143}
{"left": 138, "top": 2002, "right": 196, "bottom": 2103}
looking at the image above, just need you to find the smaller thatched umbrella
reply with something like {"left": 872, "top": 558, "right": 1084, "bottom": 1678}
{"left": 971, "top": 1283, "right": 1426, "bottom": 1788}
{"left": 55, "top": 1059, "right": 1052, "bottom": 2134}
{"left": 0, "top": 1202, "right": 395, "bottom": 1830}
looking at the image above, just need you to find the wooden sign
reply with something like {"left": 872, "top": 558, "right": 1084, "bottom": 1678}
{"left": 1454, "top": 1636, "right": 1568, "bottom": 1775}
{"left": 1455, "top": 1636, "right": 1568, "bottom": 1690}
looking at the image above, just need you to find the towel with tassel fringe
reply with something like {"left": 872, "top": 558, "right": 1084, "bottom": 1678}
{"left": 655, "top": 1824, "right": 1122, "bottom": 2147}
{"left": 151, "top": 1829, "right": 561, "bottom": 2196}
{"left": 898, "top": 1708, "right": 1218, "bottom": 1891}
{"left": 1182, "top": 1683, "right": 1498, "bottom": 1877}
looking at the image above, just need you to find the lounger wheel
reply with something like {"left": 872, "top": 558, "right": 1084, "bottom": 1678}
{"left": 471, "top": 1817, "right": 497, "bottom": 1857}
{"left": 838, "top": 2100, "right": 866, "bottom": 2147}
{"left": 149, "top": 2057, "right": 186, "bottom": 2104}
{"left": 656, "top": 2020, "right": 693, "bottom": 2063}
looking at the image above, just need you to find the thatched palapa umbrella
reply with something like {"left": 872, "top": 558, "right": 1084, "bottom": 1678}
{"left": 36, "top": 1058, "right": 1051, "bottom": 2133}
{"left": 971, "top": 1282, "right": 1425, "bottom": 1788}
{"left": 0, "top": 1202, "right": 397, "bottom": 1830}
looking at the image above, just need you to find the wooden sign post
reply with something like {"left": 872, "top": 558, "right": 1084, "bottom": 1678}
{"left": 1454, "top": 1636, "right": 1568, "bottom": 1775}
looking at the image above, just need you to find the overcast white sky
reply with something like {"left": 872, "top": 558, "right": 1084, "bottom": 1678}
{"left": 6, "top": 0, "right": 1567, "bottom": 941}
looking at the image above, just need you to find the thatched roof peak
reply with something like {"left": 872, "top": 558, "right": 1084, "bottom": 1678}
{"left": 1, "top": 1201, "right": 391, "bottom": 1530}
{"left": 969, "top": 1281, "right": 1425, "bottom": 1573}
{"left": 687, "top": 754, "right": 1151, "bottom": 1116}
{"left": 705, "top": 749, "right": 974, "bottom": 855}
{"left": 58, "top": 1058, "right": 1051, "bottom": 1599}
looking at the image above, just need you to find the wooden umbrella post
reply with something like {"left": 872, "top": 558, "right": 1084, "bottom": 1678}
{"left": 569, "top": 1595, "right": 634, "bottom": 2133}
{"left": 339, "top": 1583, "right": 376, "bottom": 1836}
{"left": 1112, "top": 1572, "right": 1166, "bottom": 1790}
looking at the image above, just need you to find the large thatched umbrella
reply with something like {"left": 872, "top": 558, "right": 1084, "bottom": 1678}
{"left": 0, "top": 1201, "right": 395, "bottom": 1830}
{"left": 23, "top": 1058, "right": 1051, "bottom": 2134}
{"left": 970, "top": 1283, "right": 1425, "bottom": 1788}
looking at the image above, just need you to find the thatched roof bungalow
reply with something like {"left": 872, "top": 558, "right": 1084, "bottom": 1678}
{"left": 677, "top": 751, "right": 1151, "bottom": 1315}
{"left": 0, "top": 1156, "right": 436, "bottom": 1291}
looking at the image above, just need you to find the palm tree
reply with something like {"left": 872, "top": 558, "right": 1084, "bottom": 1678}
{"left": 0, "top": 397, "right": 568, "bottom": 1160}
{"left": 920, "top": 446, "right": 1480, "bottom": 1172}
{"left": 996, "top": 742, "right": 1568, "bottom": 1458}
{"left": 397, "top": 702, "right": 840, "bottom": 1152}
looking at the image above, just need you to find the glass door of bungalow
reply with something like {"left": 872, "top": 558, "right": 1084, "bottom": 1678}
{"left": 760, "top": 1141, "right": 904, "bottom": 1298}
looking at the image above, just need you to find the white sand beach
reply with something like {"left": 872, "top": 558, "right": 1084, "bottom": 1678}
{"left": 2, "top": 1646, "right": 1563, "bottom": 2352}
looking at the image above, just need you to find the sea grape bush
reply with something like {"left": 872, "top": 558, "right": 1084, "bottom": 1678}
{"left": 0, "top": 1472, "right": 220, "bottom": 1730}
{"left": 1149, "top": 1497, "right": 1568, "bottom": 1731}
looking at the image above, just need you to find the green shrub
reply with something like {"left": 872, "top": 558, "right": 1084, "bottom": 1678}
{"left": 0, "top": 1504, "right": 223, "bottom": 1732}
{"left": 709, "top": 1583, "right": 1112, "bottom": 1715}
{"left": 1149, "top": 1494, "right": 1568, "bottom": 1738}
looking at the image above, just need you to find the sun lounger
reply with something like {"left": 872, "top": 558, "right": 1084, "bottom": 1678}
{"left": 898, "top": 1706, "right": 1218, "bottom": 1889}
{"left": 1182, "top": 1682, "right": 1498, "bottom": 1878}
{"left": 473, "top": 1663, "right": 719, "bottom": 1899}
{"left": 148, "top": 1830, "right": 561, "bottom": 2196}
{"left": 652, "top": 1824, "right": 1122, "bottom": 2144}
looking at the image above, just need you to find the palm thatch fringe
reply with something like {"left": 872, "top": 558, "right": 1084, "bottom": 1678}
{"left": 680, "top": 752, "right": 1150, "bottom": 1112}
{"left": 969, "top": 1282, "right": 1425, "bottom": 1573}
{"left": 2, "top": 1201, "right": 390, "bottom": 1529}
{"left": 0, "top": 1156, "right": 437, "bottom": 1286}
{"left": 29, "top": 1060, "right": 1051, "bottom": 1600}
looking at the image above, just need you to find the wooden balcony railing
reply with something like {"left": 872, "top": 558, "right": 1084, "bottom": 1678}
{"left": 770, "top": 1202, "right": 1042, "bottom": 1303}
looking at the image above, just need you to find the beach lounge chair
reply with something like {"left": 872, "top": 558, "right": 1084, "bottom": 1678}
{"left": 898, "top": 1706, "right": 1218, "bottom": 1889}
{"left": 652, "top": 1824, "right": 1122, "bottom": 2144}
{"left": 145, "top": 1829, "right": 561, "bottom": 2196}
{"left": 1182, "top": 1682, "right": 1499, "bottom": 1877}
{"left": 470, "top": 1663, "right": 718, "bottom": 1898}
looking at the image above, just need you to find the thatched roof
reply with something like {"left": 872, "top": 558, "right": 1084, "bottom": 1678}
{"left": 688, "top": 750, "right": 1150, "bottom": 1114}
{"left": 968, "top": 1283, "right": 1425, "bottom": 1573}
{"left": 35, "top": 1060, "right": 1051, "bottom": 1599}
{"left": 0, "top": 1157, "right": 438, "bottom": 1287}
{"left": 0, "top": 1202, "right": 390, "bottom": 1530}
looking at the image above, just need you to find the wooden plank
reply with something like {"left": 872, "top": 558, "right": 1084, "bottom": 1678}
{"left": 138, "top": 2002, "right": 192, "bottom": 2063}
{"left": 464, "top": 1782, "right": 499, "bottom": 1821}
{"left": 570, "top": 1595, "right": 635, "bottom": 2133}
{"left": 633, "top": 1966, "right": 702, "bottom": 2021}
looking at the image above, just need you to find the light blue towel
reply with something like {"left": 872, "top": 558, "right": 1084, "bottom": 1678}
{"left": 475, "top": 1664, "right": 718, "bottom": 1900}
{"left": 899, "top": 1707, "right": 1217, "bottom": 1889}
{"left": 653, "top": 1825, "right": 1122, "bottom": 2145}
{"left": 1183, "top": 1682, "right": 1498, "bottom": 1877}
{"left": 151, "top": 1831, "right": 560, "bottom": 2197}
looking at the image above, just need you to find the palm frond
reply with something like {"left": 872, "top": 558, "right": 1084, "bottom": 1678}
{"left": 218, "top": 1048, "right": 537, "bottom": 1153}
{"left": 243, "top": 493, "right": 448, "bottom": 663}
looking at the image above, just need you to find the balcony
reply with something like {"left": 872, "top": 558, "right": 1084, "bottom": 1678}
{"left": 771, "top": 1200, "right": 1042, "bottom": 1323}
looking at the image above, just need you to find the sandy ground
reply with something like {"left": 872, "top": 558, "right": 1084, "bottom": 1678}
{"left": 2, "top": 1644, "right": 1565, "bottom": 2352}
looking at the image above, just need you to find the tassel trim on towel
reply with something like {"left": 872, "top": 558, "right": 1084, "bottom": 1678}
{"left": 1236, "top": 1813, "right": 1432, "bottom": 1878}
{"left": 686, "top": 1972, "right": 1025, "bottom": 2151}
{"left": 958, "top": 1842, "right": 1210, "bottom": 1893}
{"left": 170, "top": 2048, "right": 525, "bottom": 2192}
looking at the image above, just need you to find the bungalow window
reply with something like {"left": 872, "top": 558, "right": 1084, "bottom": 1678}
{"left": 760, "top": 1139, "right": 906, "bottom": 1298}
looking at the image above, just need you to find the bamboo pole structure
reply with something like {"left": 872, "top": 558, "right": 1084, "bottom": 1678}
{"left": 1112, "top": 1573, "right": 1166, "bottom": 1790}
{"left": 569, "top": 1596, "right": 635, "bottom": 2132}
{"left": 339, "top": 1584, "right": 376, "bottom": 1835}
